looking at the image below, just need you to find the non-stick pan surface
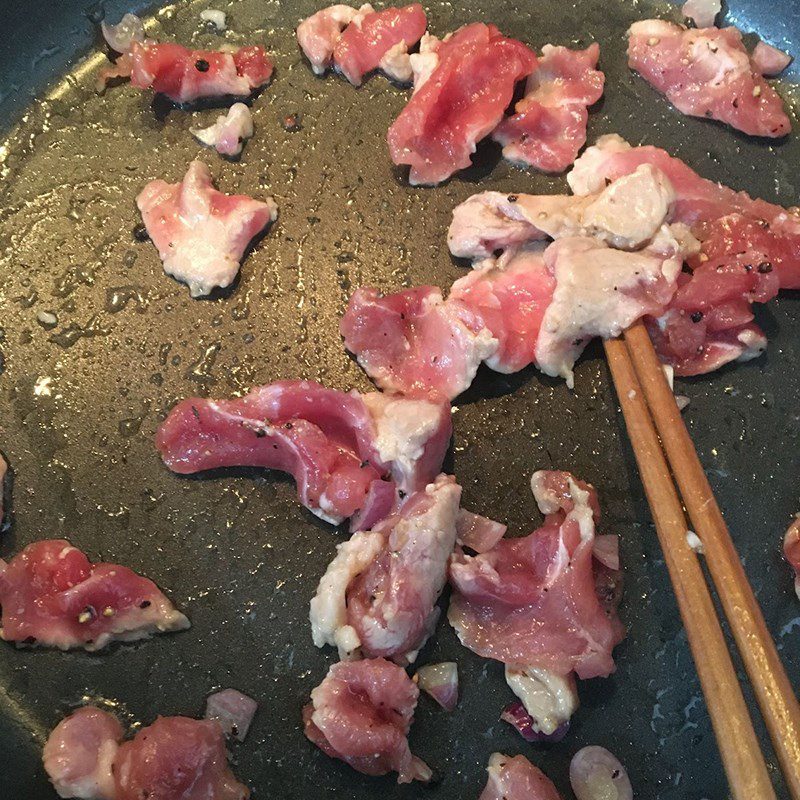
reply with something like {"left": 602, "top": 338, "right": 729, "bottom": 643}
{"left": 0, "top": 0, "right": 798, "bottom": 797}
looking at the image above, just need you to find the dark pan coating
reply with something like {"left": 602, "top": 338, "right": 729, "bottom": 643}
{"left": 0, "top": 0, "right": 798, "bottom": 797}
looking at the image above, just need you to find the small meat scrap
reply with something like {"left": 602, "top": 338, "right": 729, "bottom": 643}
{"left": 0, "top": 539, "right": 188, "bottom": 650}
{"left": 136, "top": 160, "right": 277, "bottom": 297}
{"left": 479, "top": 753, "right": 562, "bottom": 800}
{"left": 310, "top": 474, "right": 460, "bottom": 663}
{"left": 627, "top": 20, "right": 790, "bottom": 138}
{"left": 297, "top": 4, "right": 427, "bottom": 85}
{"left": 387, "top": 23, "right": 537, "bottom": 185}
{"left": 156, "top": 380, "right": 451, "bottom": 528}
{"left": 192, "top": 103, "right": 254, "bottom": 157}
{"left": 492, "top": 43, "right": 605, "bottom": 173}
{"left": 303, "top": 658, "right": 432, "bottom": 783}
{"left": 44, "top": 707, "right": 250, "bottom": 800}
{"left": 98, "top": 31, "right": 273, "bottom": 103}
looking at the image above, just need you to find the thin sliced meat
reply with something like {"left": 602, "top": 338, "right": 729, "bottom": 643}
{"left": 341, "top": 285, "right": 498, "bottom": 399}
{"left": 784, "top": 516, "right": 800, "bottom": 602}
{"left": 0, "top": 540, "right": 189, "bottom": 651}
{"left": 387, "top": 23, "right": 537, "bottom": 185}
{"left": 297, "top": 4, "right": 362, "bottom": 75}
{"left": 449, "top": 471, "right": 625, "bottom": 680}
{"left": 303, "top": 658, "right": 431, "bottom": 783}
{"left": 136, "top": 160, "right": 277, "bottom": 298}
{"left": 333, "top": 4, "right": 427, "bottom": 85}
{"left": 627, "top": 20, "right": 790, "bottom": 138}
{"left": 570, "top": 134, "right": 798, "bottom": 373}
{"left": 156, "top": 380, "right": 451, "bottom": 527}
{"left": 479, "top": 753, "right": 562, "bottom": 800}
{"left": 751, "top": 41, "right": 793, "bottom": 77}
{"left": 449, "top": 164, "right": 678, "bottom": 259}
{"left": 43, "top": 706, "right": 123, "bottom": 800}
{"left": 114, "top": 717, "right": 249, "bottom": 800}
{"left": 127, "top": 42, "right": 272, "bottom": 103}
{"left": 310, "top": 474, "right": 460, "bottom": 664}
{"left": 493, "top": 43, "right": 604, "bottom": 173}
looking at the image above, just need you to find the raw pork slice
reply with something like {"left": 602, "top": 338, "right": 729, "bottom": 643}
{"left": 310, "top": 474, "right": 460, "bottom": 663}
{"left": 297, "top": 4, "right": 427, "bottom": 84}
{"left": 627, "top": 20, "right": 790, "bottom": 138}
{"left": 43, "top": 706, "right": 123, "bottom": 800}
{"left": 479, "top": 753, "right": 562, "bottom": 800}
{"left": 333, "top": 4, "right": 427, "bottom": 85}
{"left": 492, "top": 43, "right": 604, "bottom": 173}
{"left": 340, "top": 285, "right": 498, "bottom": 399}
{"left": 387, "top": 23, "right": 537, "bottom": 185}
{"left": 569, "top": 134, "right": 799, "bottom": 373}
{"left": 303, "top": 658, "right": 431, "bottom": 783}
{"left": 136, "top": 160, "right": 277, "bottom": 297}
{"left": 114, "top": 716, "right": 249, "bottom": 800}
{"left": 129, "top": 42, "right": 272, "bottom": 103}
{"left": 449, "top": 471, "right": 625, "bottom": 680}
{"left": 0, "top": 540, "right": 189, "bottom": 651}
{"left": 156, "top": 380, "right": 451, "bottom": 527}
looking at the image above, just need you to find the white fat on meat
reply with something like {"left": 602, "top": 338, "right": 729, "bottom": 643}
{"left": 378, "top": 41, "right": 413, "bottom": 83}
{"left": 567, "top": 133, "right": 633, "bottom": 196}
{"left": 535, "top": 236, "right": 681, "bottom": 387}
{"left": 310, "top": 530, "right": 385, "bottom": 659}
{"left": 505, "top": 665, "right": 579, "bottom": 735}
{"left": 362, "top": 394, "right": 443, "bottom": 488}
{"left": 191, "top": 103, "right": 254, "bottom": 157}
{"left": 409, "top": 33, "right": 441, "bottom": 93}
{"left": 449, "top": 164, "right": 676, "bottom": 262}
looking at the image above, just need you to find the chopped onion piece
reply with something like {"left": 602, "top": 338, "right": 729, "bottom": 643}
{"left": 101, "top": 13, "right": 144, "bottom": 54}
{"left": 686, "top": 530, "right": 704, "bottom": 554}
{"left": 570, "top": 746, "right": 632, "bottom": 800}
{"left": 784, "top": 516, "right": 800, "bottom": 601}
{"left": 592, "top": 534, "right": 619, "bottom": 571}
{"left": 456, "top": 509, "right": 507, "bottom": 553}
{"left": 205, "top": 688, "right": 258, "bottom": 741}
{"left": 681, "top": 0, "right": 721, "bottom": 28}
{"left": 751, "top": 41, "right": 793, "bottom": 77}
{"left": 414, "top": 662, "right": 458, "bottom": 711}
{"left": 500, "top": 701, "right": 569, "bottom": 742}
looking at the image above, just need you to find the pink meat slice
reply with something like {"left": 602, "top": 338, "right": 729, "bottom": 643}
{"left": 155, "top": 380, "right": 451, "bottom": 527}
{"left": 312, "top": 475, "right": 461, "bottom": 663}
{"left": 449, "top": 248, "right": 556, "bottom": 374}
{"left": 0, "top": 540, "right": 189, "bottom": 651}
{"left": 387, "top": 23, "right": 538, "bottom": 185}
{"left": 341, "top": 285, "right": 498, "bottom": 399}
{"left": 448, "top": 470, "right": 625, "bottom": 680}
{"left": 569, "top": 134, "right": 798, "bottom": 374}
{"left": 479, "top": 753, "right": 563, "bottom": 800}
{"left": 303, "top": 658, "right": 431, "bottom": 783}
{"left": 136, "top": 160, "right": 277, "bottom": 298}
{"left": 114, "top": 717, "right": 249, "bottom": 800}
{"left": 43, "top": 706, "right": 123, "bottom": 800}
{"left": 333, "top": 4, "right": 427, "bottom": 85}
{"left": 627, "top": 20, "right": 790, "bottom": 138}
{"left": 492, "top": 43, "right": 604, "bottom": 173}
{"left": 128, "top": 42, "right": 273, "bottom": 103}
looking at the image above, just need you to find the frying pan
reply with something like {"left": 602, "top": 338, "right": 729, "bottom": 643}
{"left": 0, "top": 0, "right": 798, "bottom": 797}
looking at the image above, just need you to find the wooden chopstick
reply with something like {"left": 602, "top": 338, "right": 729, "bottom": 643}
{"left": 603, "top": 337, "right": 776, "bottom": 800}
{"left": 623, "top": 321, "right": 800, "bottom": 800}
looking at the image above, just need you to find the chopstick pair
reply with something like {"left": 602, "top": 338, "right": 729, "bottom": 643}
{"left": 604, "top": 322, "right": 800, "bottom": 800}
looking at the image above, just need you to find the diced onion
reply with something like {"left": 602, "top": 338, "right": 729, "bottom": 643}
{"left": 570, "top": 746, "right": 632, "bottom": 800}
{"left": 414, "top": 662, "right": 458, "bottom": 711}
{"left": 101, "top": 13, "right": 144, "bottom": 54}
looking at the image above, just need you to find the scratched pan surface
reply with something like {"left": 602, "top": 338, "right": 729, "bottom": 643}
{"left": 0, "top": 0, "right": 798, "bottom": 797}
